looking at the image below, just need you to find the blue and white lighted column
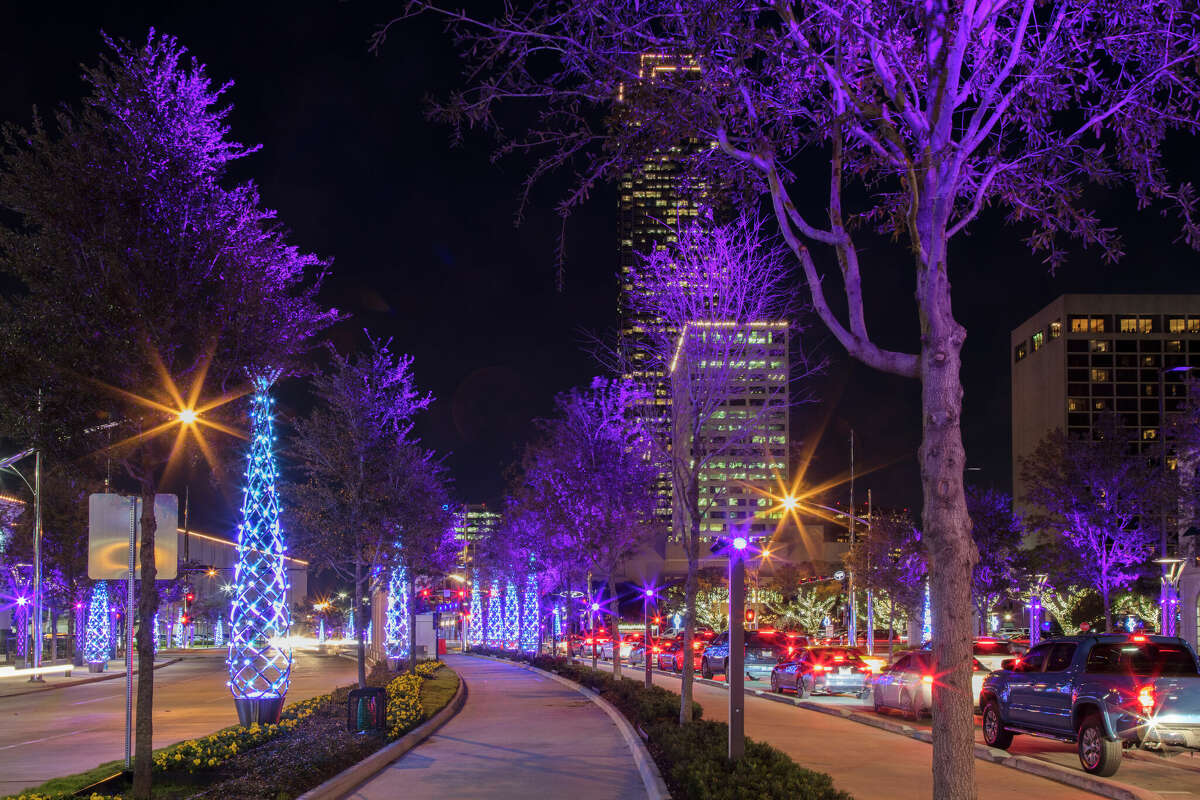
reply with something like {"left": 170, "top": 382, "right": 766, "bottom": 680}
{"left": 466, "top": 575, "right": 483, "bottom": 648}
{"left": 385, "top": 562, "right": 410, "bottom": 666}
{"left": 227, "top": 371, "right": 293, "bottom": 725}
{"left": 503, "top": 580, "right": 519, "bottom": 649}
{"left": 485, "top": 580, "right": 501, "bottom": 647}
{"left": 84, "top": 581, "right": 111, "bottom": 671}
{"left": 520, "top": 574, "right": 539, "bottom": 653}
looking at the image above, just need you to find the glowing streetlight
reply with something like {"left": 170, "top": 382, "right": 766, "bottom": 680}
{"left": 177, "top": 408, "right": 198, "bottom": 425}
{"left": 732, "top": 536, "right": 748, "bottom": 551}
{"left": 781, "top": 494, "right": 799, "bottom": 511}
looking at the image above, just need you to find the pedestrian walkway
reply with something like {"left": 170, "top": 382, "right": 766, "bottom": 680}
{"left": 346, "top": 654, "right": 647, "bottom": 800}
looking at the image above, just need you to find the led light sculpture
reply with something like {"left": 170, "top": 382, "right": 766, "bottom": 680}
{"left": 366, "top": 621, "right": 372, "bottom": 645}
{"left": 215, "top": 616, "right": 225, "bottom": 648}
{"left": 466, "top": 575, "right": 483, "bottom": 647}
{"left": 84, "top": 582, "right": 111, "bottom": 671}
{"left": 153, "top": 612, "right": 161, "bottom": 657}
{"left": 503, "top": 579, "right": 518, "bottom": 649}
{"left": 552, "top": 604, "right": 562, "bottom": 639}
{"left": 921, "top": 581, "right": 932, "bottom": 644}
{"left": 14, "top": 599, "right": 28, "bottom": 660}
{"left": 348, "top": 609, "right": 356, "bottom": 640}
{"left": 485, "top": 580, "right": 501, "bottom": 647}
{"left": 520, "top": 574, "right": 539, "bottom": 653}
{"left": 385, "top": 562, "right": 410, "bottom": 668}
{"left": 227, "top": 371, "right": 293, "bottom": 725}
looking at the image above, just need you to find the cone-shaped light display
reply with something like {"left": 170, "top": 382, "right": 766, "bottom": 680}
{"left": 227, "top": 371, "right": 293, "bottom": 724}
{"left": 520, "top": 574, "right": 539, "bottom": 653}
{"left": 84, "top": 582, "right": 111, "bottom": 665}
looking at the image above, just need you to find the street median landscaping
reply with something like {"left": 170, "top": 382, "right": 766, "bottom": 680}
{"left": 5, "top": 660, "right": 457, "bottom": 800}
{"left": 470, "top": 647, "right": 851, "bottom": 800}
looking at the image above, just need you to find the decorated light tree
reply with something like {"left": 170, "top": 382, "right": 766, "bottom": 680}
{"left": 214, "top": 616, "right": 225, "bottom": 648}
{"left": 485, "top": 579, "right": 501, "bottom": 647}
{"left": 466, "top": 575, "right": 483, "bottom": 647}
{"left": 502, "top": 579, "right": 519, "bottom": 649}
{"left": 84, "top": 581, "right": 111, "bottom": 671}
{"left": 520, "top": 574, "right": 539, "bottom": 653}
{"left": 227, "top": 372, "right": 293, "bottom": 725}
{"left": 385, "top": 561, "right": 411, "bottom": 669}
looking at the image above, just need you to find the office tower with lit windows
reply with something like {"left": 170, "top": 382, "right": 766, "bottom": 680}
{"left": 1011, "top": 294, "right": 1200, "bottom": 514}
{"left": 670, "top": 322, "right": 790, "bottom": 541}
{"left": 453, "top": 503, "right": 501, "bottom": 567}
{"left": 616, "top": 52, "right": 710, "bottom": 528}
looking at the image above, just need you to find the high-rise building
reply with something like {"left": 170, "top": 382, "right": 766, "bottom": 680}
{"left": 453, "top": 503, "right": 501, "bottom": 567}
{"left": 616, "top": 53, "right": 709, "bottom": 529}
{"left": 1011, "top": 294, "right": 1200, "bottom": 512}
{"left": 670, "top": 321, "right": 790, "bottom": 540}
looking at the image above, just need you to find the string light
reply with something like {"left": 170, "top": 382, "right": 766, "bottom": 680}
{"left": 922, "top": 581, "right": 932, "bottom": 644}
{"left": 214, "top": 616, "right": 225, "bottom": 648}
{"left": 84, "top": 582, "right": 111, "bottom": 665}
{"left": 227, "top": 371, "right": 293, "bottom": 721}
{"left": 385, "top": 561, "right": 411, "bottom": 662}
{"left": 467, "top": 574, "right": 483, "bottom": 647}
{"left": 520, "top": 574, "right": 539, "bottom": 653}
{"left": 486, "top": 580, "right": 502, "bottom": 647}
{"left": 503, "top": 580, "right": 519, "bottom": 649}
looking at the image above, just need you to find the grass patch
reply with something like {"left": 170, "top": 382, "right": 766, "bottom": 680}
{"left": 5, "top": 661, "right": 461, "bottom": 800}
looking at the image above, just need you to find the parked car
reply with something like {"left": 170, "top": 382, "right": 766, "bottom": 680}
{"left": 770, "top": 646, "right": 872, "bottom": 697}
{"left": 601, "top": 633, "right": 644, "bottom": 662}
{"left": 655, "top": 638, "right": 684, "bottom": 671}
{"left": 661, "top": 630, "right": 716, "bottom": 672}
{"left": 569, "top": 630, "right": 611, "bottom": 658}
{"left": 920, "top": 637, "right": 1021, "bottom": 671}
{"left": 872, "top": 651, "right": 991, "bottom": 718}
{"left": 980, "top": 633, "right": 1200, "bottom": 776}
{"left": 629, "top": 637, "right": 666, "bottom": 667}
{"left": 701, "top": 629, "right": 793, "bottom": 680}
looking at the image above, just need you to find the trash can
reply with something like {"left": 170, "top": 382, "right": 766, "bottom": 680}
{"left": 437, "top": 638, "right": 447, "bottom": 655}
{"left": 346, "top": 687, "right": 387, "bottom": 734}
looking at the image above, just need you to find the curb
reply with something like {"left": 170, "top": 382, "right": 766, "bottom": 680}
{"left": 471, "top": 653, "right": 671, "bottom": 800}
{"left": 296, "top": 666, "right": 467, "bottom": 800}
{"left": 0, "top": 658, "right": 182, "bottom": 699}
{"left": 602, "top": 656, "right": 1164, "bottom": 800}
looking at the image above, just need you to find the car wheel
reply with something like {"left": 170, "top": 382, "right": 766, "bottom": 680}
{"left": 795, "top": 676, "right": 808, "bottom": 699}
{"left": 701, "top": 659, "right": 713, "bottom": 679}
{"left": 1078, "top": 714, "right": 1122, "bottom": 777}
{"left": 982, "top": 700, "right": 1014, "bottom": 749}
{"left": 872, "top": 689, "right": 883, "bottom": 714}
{"left": 769, "top": 672, "right": 781, "bottom": 693}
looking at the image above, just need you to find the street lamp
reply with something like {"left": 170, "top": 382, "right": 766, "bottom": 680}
{"left": 1, "top": 447, "right": 42, "bottom": 681}
{"left": 642, "top": 588, "right": 656, "bottom": 689}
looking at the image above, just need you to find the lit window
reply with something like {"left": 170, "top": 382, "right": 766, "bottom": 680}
{"left": 1138, "top": 318, "right": 1153, "bottom": 334}
{"left": 1143, "top": 428, "right": 1158, "bottom": 441}
{"left": 1014, "top": 342, "right": 1028, "bottom": 362}
{"left": 1050, "top": 320, "right": 1063, "bottom": 339}
{"left": 1070, "top": 317, "right": 1089, "bottom": 333}
{"left": 1032, "top": 331, "right": 1045, "bottom": 351}
{"left": 1089, "top": 340, "right": 1110, "bottom": 353}
{"left": 1067, "top": 398, "right": 1085, "bottom": 412}
{"left": 1169, "top": 318, "right": 1186, "bottom": 334}
{"left": 1090, "top": 368, "right": 1110, "bottom": 382}
{"left": 1189, "top": 319, "right": 1200, "bottom": 334}
{"left": 1120, "top": 317, "right": 1138, "bottom": 333}
{"left": 1090, "top": 318, "right": 1106, "bottom": 333}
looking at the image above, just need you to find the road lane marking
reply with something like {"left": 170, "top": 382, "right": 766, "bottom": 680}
{"left": 71, "top": 695, "right": 119, "bottom": 705}
{"left": 0, "top": 729, "right": 85, "bottom": 751}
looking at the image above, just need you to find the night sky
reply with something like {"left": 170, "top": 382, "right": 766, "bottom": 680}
{"left": 5, "top": 2, "right": 1199, "bottom": 531}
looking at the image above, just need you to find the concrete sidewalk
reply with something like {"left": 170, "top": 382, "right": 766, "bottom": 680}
{"left": 345, "top": 654, "right": 647, "bottom": 800}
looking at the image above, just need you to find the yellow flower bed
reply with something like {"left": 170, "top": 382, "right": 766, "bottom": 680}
{"left": 385, "top": 661, "right": 443, "bottom": 740}
{"left": 152, "top": 693, "right": 327, "bottom": 774}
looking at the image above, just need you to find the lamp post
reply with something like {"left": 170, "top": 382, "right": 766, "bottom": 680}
{"left": 1028, "top": 574, "right": 1047, "bottom": 647}
{"left": 643, "top": 588, "right": 655, "bottom": 689}
{"left": 1159, "top": 365, "right": 1194, "bottom": 630}
{"left": 590, "top": 601, "right": 600, "bottom": 670}
{"left": 1, "top": 448, "right": 40, "bottom": 680}
{"left": 728, "top": 535, "right": 748, "bottom": 760}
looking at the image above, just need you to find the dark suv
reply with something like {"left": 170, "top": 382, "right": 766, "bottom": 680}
{"left": 980, "top": 633, "right": 1200, "bottom": 776}
{"left": 700, "top": 630, "right": 794, "bottom": 680}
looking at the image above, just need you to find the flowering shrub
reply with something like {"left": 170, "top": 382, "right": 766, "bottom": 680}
{"left": 385, "top": 661, "right": 443, "bottom": 740}
{"left": 153, "top": 693, "right": 328, "bottom": 774}
{"left": 7, "top": 795, "right": 117, "bottom": 800}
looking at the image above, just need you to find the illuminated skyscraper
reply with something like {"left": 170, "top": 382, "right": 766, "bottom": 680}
{"left": 670, "top": 321, "right": 790, "bottom": 541}
{"left": 617, "top": 53, "right": 709, "bottom": 528}
{"left": 453, "top": 503, "right": 500, "bottom": 567}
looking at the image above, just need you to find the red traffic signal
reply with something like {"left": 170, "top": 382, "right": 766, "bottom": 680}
{"left": 185, "top": 592, "right": 195, "bottom": 603}
{"left": 180, "top": 614, "right": 190, "bottom": 625}
{"left": 744, "top": 609, "right": 756, "bottom": 624}
{"left": 420, "top": 588, "right": 430, "bottom": 598}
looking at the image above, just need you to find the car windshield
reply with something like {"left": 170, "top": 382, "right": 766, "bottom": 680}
{"left": 1086, "top": 641, "right": 1200, "bottom": 677}
{"left": 974, "top": 640, "right": 1015, "bottom": 656}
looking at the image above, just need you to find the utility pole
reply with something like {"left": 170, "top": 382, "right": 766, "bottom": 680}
{"left": 847, "top": 429, "right": 856, "bottom": 647}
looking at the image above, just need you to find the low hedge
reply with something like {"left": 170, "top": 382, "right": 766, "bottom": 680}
{"left": 470, "top": 647, "right": 851, "bottom": 800}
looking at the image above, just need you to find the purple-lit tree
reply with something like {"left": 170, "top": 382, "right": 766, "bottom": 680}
{"left": 1022, "top": 416, "right": 1169, "bottom": 632}
{"left": 289, "top": 336, "right": 454, "bottom": 684}
{"left": 0, "top": 32, "right": 336, "bottom": 796}
{"left": 390, "top": 3, "right": 1200, "bottom": 792}
{"left": 964, "top": 488, "right": 1024, "bottom": 636}
{"left": 845, "top": 509, "right": 926, "bottom": 659}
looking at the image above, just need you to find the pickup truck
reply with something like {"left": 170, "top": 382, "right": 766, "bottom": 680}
{"left": 980, "top": 633, "right": 1200, "bottom": 776}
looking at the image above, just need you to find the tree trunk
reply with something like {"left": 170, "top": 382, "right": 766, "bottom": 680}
{"left": 409, "top": 574, "right": 418, "bottom": 674}
{"left": 1102, "top": 584, "right": 1112, "bottom": 633}
{"left": 354, "top": 561, "right": 366, "bottom": 688}
{"left": 917, "top": 264, "right": 979, "bottom": 800}
{"left": 133, "top": 483, "right": 159, "bottom": 800}
{"left": 888, "top": 606, "right": 895, "bottom": 662}
{"left": 608, "top": 574, "right": 621, "bottom": 679}
{"left": 678, "top": 474, "right": 702, "bottom": 725}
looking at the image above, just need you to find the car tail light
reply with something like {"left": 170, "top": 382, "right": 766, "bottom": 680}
{"left": 834, "top": 655, "right": 845, "bottom": 662}
{"left": 921, "top": 675, "right": 934, "bottom": 685}
{"left": 812, "top": 665, "right": 828, "bottom": 673}
{"left": 1137, "top": 685, "right": 1155, "bottom": 715}
{"left": 1131, "top": 634, "right": 1148, "bottom": 643}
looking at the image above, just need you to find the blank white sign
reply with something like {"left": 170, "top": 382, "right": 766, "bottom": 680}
{"left": 87, "top": 493, "right": 178, "bottom": 580}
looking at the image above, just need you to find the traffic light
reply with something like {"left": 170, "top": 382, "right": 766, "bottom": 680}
{"left": 180, "top": 614, "right": 190, "bottom": 625}
{"left": 185, "top": 591, "right": 195, "bottom": 604}
{"left": 745, "top": 609, "right": 756, "bottom": 624}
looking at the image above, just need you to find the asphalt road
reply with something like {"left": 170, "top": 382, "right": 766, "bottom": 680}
{"left": 590, "top": 656, "right": 1200, "bottom": 799}
{"left": 0, "top": 649, "right": 359, "bottom": 795}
